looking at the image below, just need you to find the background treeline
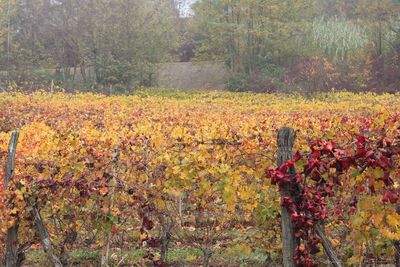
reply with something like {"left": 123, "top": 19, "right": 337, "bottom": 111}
{"left": 0, "top": 0, "right": 181, "bottom": 91}
{"left": 1, "top": 0, "right": 400, "bottom": 92}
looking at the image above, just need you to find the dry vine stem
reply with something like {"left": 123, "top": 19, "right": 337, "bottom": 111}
{"left": 33, "top": 207, "right": 63, "bottom": 267}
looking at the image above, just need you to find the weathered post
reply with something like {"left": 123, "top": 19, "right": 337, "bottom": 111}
{"left": 4, "top": 130, "right": 63, "bottom": 267}
{"left": 277, "top": 127, "right": 298, "bottom": 267}
{"left": 277, "top": 127, "right": 343, "bottom": 267}
{"left": 101, "top": 145, "right": 119, "bottom": 267}
{"left": 5, "top": 130, "right": 19, "bottom": 267}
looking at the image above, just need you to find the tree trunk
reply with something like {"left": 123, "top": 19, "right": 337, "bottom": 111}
{"left": 277, "top": 127, "right": 299, "bottom": 267}
{"left": 80, "top": 62, "right": 87, "bottom": 82}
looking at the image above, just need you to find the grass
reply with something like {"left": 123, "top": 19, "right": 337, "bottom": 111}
{"left": 23, "top": 246, "right": 271, "bottom": 267}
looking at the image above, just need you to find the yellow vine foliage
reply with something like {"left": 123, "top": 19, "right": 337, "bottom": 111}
{"left": 0, "top": 90, "right": 399, "bottom": 261}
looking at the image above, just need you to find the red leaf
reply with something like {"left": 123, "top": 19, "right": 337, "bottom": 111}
{"left": 383, "top": 189, "right": 398, "bottom": 204}
{"left": 294, "top": 151, "right": 302, "bottom": 161}
{"left": 286, "top": 159, "right": 295, "bottom": 168}
{"left": 111, "top": 225, "right": 118, "bottom": 235}
{"left": 356, "top": 134, "right": 367, "bottom": 144}
{"left": 325, "top": 140, "right": 335, "bottom": 152}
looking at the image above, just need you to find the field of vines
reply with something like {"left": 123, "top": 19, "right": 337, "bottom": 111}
{"left": 1, "top": 90, "right": 400, "bottom": 266}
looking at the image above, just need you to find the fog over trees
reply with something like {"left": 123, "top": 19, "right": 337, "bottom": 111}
{"left": 1, "top": 0, "right": 400, "bottom": 92}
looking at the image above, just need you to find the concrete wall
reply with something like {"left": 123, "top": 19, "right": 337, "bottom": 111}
{"left": 0, "top": 61, "right": 229, "bottom": 90}
{"left": 155, "top": 61, "right": 228, "bottom": 89}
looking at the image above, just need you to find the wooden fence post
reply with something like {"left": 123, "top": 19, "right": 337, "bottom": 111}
{"left": 277, "top": 127, "right": 343, "bottom": 267}
{"left": 101, "top": 145, "right": 119, "bottom": 267}
{"left": 277, "top": 127, "right": 299, "bottom": 267}
{"left": 5, "top": 130, "right": 19, "bottom": 267}
{"left": 4, "top": 130, "right": 63, "bottom": 267}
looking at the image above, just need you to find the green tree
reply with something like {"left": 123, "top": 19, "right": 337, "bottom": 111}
{"left": 0, "top": 0, "right": 17, "bottom": 72}
{"left": 2, "top": 0, "right": 181, "bottom": 89}
{"left": 191, "top": 0, "right": 320, "bottom": 75}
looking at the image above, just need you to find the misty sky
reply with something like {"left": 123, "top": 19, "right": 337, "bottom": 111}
{"left": 177, "top": 0, "right": 197, "bottom": 17}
